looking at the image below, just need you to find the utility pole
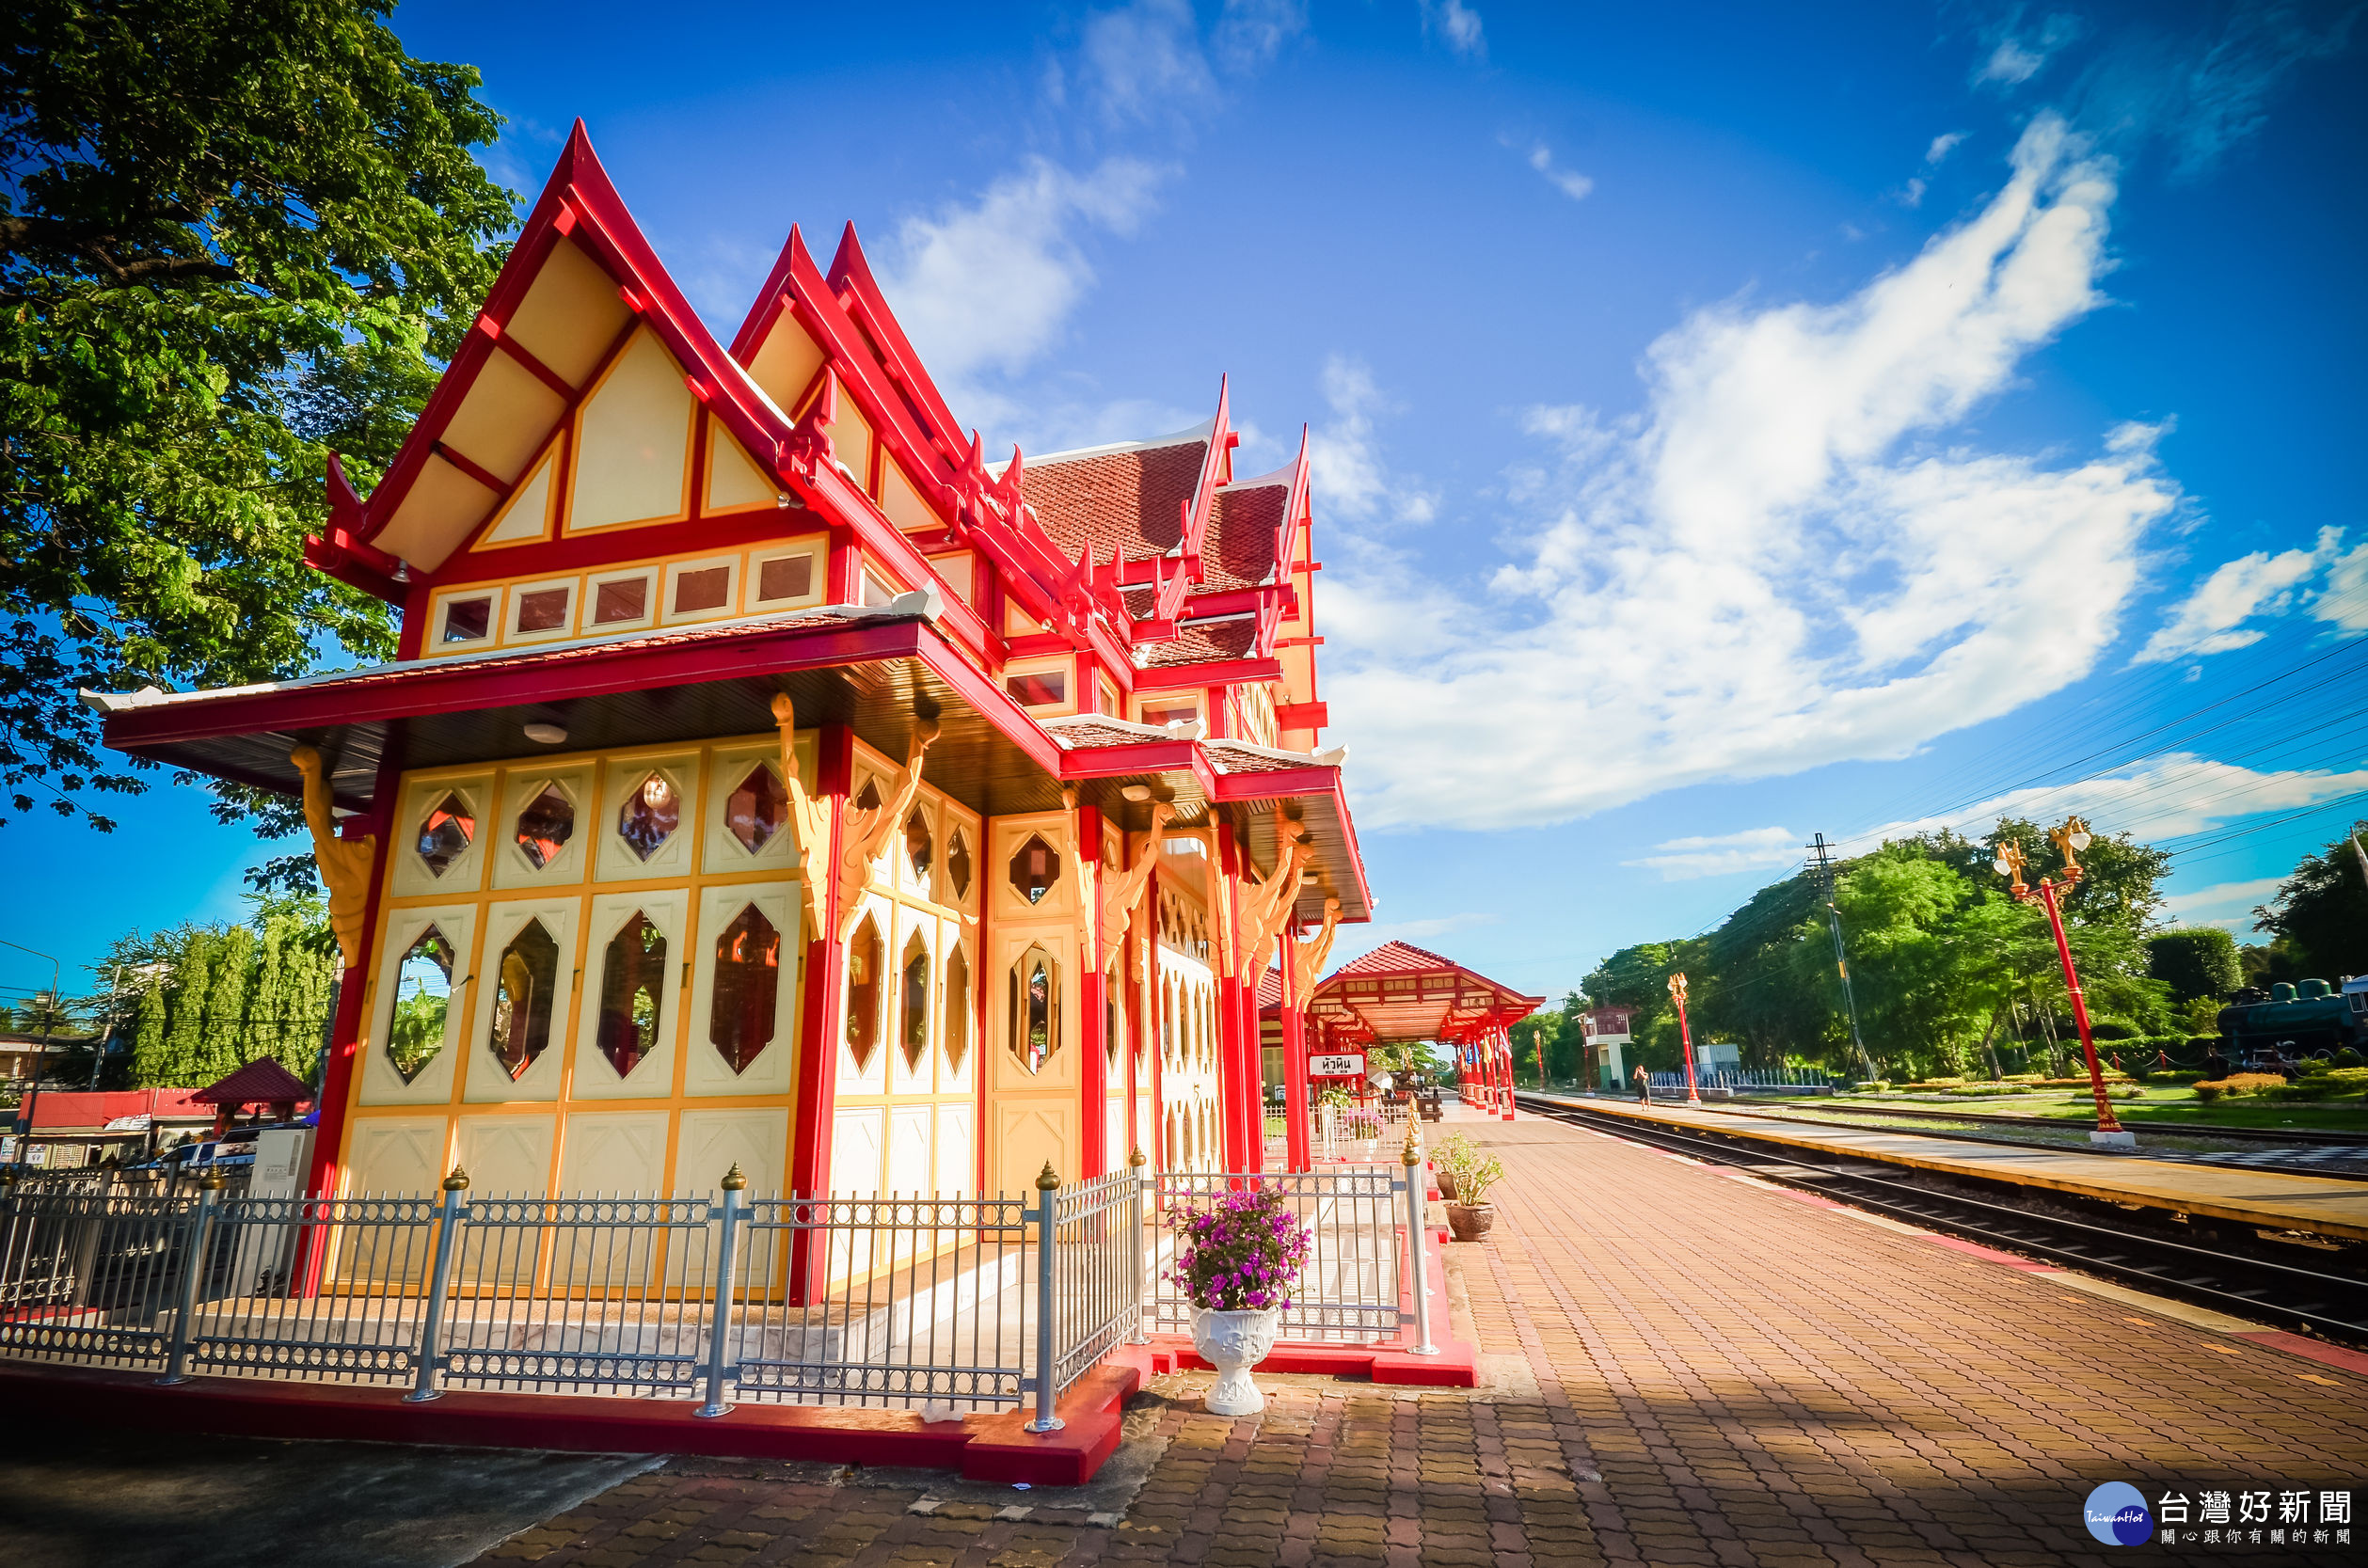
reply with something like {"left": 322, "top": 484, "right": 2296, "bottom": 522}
{"left": 1806, "top": 835, "right": 1878, "bottom": 1083}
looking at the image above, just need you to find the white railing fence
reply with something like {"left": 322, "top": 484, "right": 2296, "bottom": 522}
{"left": 0, "top": 1157, "right": 1432, "bottom": 1427}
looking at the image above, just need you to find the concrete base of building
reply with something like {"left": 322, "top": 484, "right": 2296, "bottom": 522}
{"left": 0, "top": 1359, "right": 1141, "bottom": 1486}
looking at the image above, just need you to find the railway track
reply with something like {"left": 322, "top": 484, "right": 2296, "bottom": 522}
{"left": 1711, "top": 1095, "right": 2368, "bottom": 1147}
{"left": 1515, "top": 1093, "right": 2368, "bottom": 1348}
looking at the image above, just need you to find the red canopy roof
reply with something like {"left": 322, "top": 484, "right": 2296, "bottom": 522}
{"left": 1309, "top": 942, "right": 1544, "bottom": 1047}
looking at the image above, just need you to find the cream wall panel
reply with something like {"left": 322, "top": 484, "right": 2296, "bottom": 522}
{"left": 1105, "top": 1097, "right": 1125, "bottom": 1178}
{"left": 879, "top": 459, "right": 937, "bottom": 532}
{"left": 684, "top": 880, "right": 801, "bottom": 1098}
{"left": 887, "top": 1106, "right": 931, "bottom": 1194}
{"left": 343, "top": 1117, "right": 447, "bottom": 1197}
{"left": 830, "top": 397, "right": 876, "bottom": 497}
{"left": 705, "top": 425, "right": 778, "bottom": 515}
{"left": 504, "top": 237, "right": 630, "bottom": 388}
{"left": 934, "top": 1105, "right": 975, "bottom": 1196}
{"left": 444, "top": 348, "right": 567, "bottom": 485}
{"left": 389, "top": 773, "right": 492, "bottom": 900}
{"left": 831, "top": 1106, "right": 884, "bottom": 1197}
{"left": 454, "top": 1115, "right": 555, "bottom": 1199}
{"left": 994, "top": 1103, "right": 1073, "bottom": 1195}
{"left": 569, "top": 327, "right": 693, "bottom": 531}
{"left": 490, "top": 764, "right": 596, "bottom": 891}
{"left": 746, "top": 315, "right": 825, "bottom": 412}
{"left": 569, "top": 888, "right": 690, "bottom": 1101}
{"left": 1133, "top": 1094, "right": 1153, "bottom": 1164}
{"left": 701, "top": 736, "right": 811, "bottom": 876}
{"left": 462, "top": 895, "right": 580, "bottom": 1105}
{"left": 595, "top": 752, "right": 702, "bottom": 884}
{"left": 358, "top": 904, "right": 476, "bottom": 1107}
{"left": 559, "top": 1111, "right": 670, "bottom": 1196}
{"left": 376, "top": 454, "right": 497, "bottom": 575}
{"left": 478, "top": 445, "right": 558, "bottom": 547}
{"left": 675, "top": 1109, "right": 787, "bottom": 1197}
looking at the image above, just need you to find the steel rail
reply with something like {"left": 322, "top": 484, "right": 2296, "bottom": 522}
{"left": 1712, "top": 1095, "right": 2368, "bottom": 1148}
{"left": 1517, "top": 1095, "right": 2368, "bottom": 1347}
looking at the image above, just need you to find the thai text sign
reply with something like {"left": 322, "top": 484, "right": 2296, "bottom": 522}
{"left": 1310, "top": 1053, "right": 1366, "bottom": 1078}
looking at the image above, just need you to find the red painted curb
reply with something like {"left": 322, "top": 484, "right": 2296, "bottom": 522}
{"left": 0, "top": 1360, "right": 1136, "bottom": 1484}
{"left": 2231, "top": 1330, "right": 2368, "bottom": 1380}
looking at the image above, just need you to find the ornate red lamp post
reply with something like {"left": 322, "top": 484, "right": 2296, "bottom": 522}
{"left": 1667, "top": 972, "right": 1702, "bottom": 1107}
{"left": 1995, "top": 817, "right": 2134, "bottom": 1148}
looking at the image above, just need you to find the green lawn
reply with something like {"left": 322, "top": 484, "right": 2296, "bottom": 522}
{"left": 1788, "top": 1088, "right": 2368, "bottom": 1134}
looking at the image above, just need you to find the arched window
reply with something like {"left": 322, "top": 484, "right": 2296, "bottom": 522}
{"left": 899, "top": 928, "right": 930, "bottom": 1072}
{"left": 1008, "top": 944, "right": 1059, "bottom": 1074}
{"left": 846, "top": 912, "right": 884, "bottom": 1069}
{"left": 595, "top": 911, "right": 666, "bottom": 1078}
{"left": 944, "top": 944, "right": 972, "bottom": 1073}
{"left": 710, "top": 903, "right": 781, "bottom": 1073}
{"left": 489, "top": 919, "right": 560, "bottom": 1079}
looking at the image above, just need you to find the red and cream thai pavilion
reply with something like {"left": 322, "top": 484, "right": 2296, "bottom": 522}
{"left": 85, "top": 125, "right": 1370, "bottom": 1203}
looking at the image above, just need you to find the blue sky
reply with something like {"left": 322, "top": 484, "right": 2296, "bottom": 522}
{"left": 8, "top": 0, "right": 2366, "bottom": 1009}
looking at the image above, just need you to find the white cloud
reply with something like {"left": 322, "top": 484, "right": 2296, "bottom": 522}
{"left": 1976, "top": 12, "right": 2081, "bottom": 86}
{"left": 1325, "top": 911, "right": 1501, "bottom": 970}
{"left": 1897, "top": 177, "right": 1929, "bottom": 208}
{"left": 2159, "top": 876, "right": 2285, "bottom": 930}
{"left": 1307, "top": 356, "right": 1438, "bottom": 527}
{"left": 1626, "top": 827, "right": 1802, "bottom": 880}
{"left": 879, "top": 157, "right": 1166, "bottom": 436}
{"left": 1079, "top": 0, "right": 1216, "bottom": 125}
{"left": 2133, "top": 527, "right": 2344, "bottom": 664}
{"left": 1424, "top": 0, "right": 1486, "bottom": 59}
{"left": 1926, "top": 131, "right": 1968, "bottom": 165}
{"left": 1324, "top": 115, "right": 2184, "bottom": 832}
{"left": 1528, "top": 144, "right": 1595, "bottom": 201}
{"left": 1213, "top": 0, "right": 1308, "bottom": 73}
{"left": 2317, "top": 540, "right": 2368, "bottom": 634}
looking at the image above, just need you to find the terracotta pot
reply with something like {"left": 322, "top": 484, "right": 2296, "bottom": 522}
{"left": 1435, "top": 1167, "right": 1459, "bottom": 1201}
{"left": 1191, "top": 1307, "right": 1282, "bottom": 1416}
{"left": 1444, "top": 1202, "right": 1495, "bottom": 1242}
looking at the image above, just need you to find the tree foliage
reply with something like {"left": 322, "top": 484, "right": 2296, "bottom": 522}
{"left": 2147, "top": 928, "right": 2242, "bottom": 1003}
{"left": 2251, "top": 820, "right": 2368, "bottom": 982}
{"left": 107, "top": 894, "right": 338, "bottom": 1085}
{"left": 0, "top": 0, "right": 513, "bottom": 830}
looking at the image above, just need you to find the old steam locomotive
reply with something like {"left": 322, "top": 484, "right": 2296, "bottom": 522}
{"left": 2216, "top": 976, "right": 2368, "bottom": 1064}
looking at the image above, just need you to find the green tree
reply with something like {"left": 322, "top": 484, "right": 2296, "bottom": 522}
{"left": 129, "top": 978, "right": 169, "bottom": 1085}
{"left": 1, "top": 0, "right": 514, "bottom": 831}
{"left": 2147, "top": 928, "right": 2243, "bottom": 1003}
{"left": 2251, "top": 821, "right": 2368, "bottom": 982}
{"left": 1698, "top": 874, "right": 1828, "bottom": 1069}
{"left": 198, "top": 926, "right": 255, "bottom": 1081}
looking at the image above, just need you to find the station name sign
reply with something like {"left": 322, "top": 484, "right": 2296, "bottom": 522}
{"left": 1309, "top": 1053, "right": 1366, "bottom": 1078}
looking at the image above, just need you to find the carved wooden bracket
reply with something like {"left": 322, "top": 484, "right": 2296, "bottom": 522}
{"left": 835, "top": 715, "right": 940, "bottom": 942}
{"left": 1096, "top": 802, "right": 1173, "bottom": 960}
{"left": 289, "top": 745, "right": 378, "bottom": 971}
{"left": 1061, "top": 786, "right": 1097, "bottom": 968}
{"left": 1237, "top": 828, "right": 1316, "bottom": 985}
{"left": 771, "top": 694, "right": 839, "bottom": 942}
{"left": 1286, "top": 895, "right": 1343, "bottom": 1003}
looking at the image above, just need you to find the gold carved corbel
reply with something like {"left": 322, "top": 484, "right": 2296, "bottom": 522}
{"left": 834, "top": 714, "right": 940, "bottom": 942}
{"left": 1061, "top": 786, "right": 1097, "bottom": 967}
{"left": 1097, "top": 801, "right": 1174, "bottom": 959}
{"left": 1237, "top": 824, "right": 1316, "bottom": 984}
{"left": 289, "top": 745, "right": 378, "bottom": 970}
{"left": 1287, "top": 895, "right": 1343, "bottom": 1002}
{"left": 771, "top": 694, "right": 839, "bottom": 941}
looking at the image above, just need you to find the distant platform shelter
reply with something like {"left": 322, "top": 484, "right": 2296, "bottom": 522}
{"left": 1305, "top": 942, "right": 1542, "bottom": 1128}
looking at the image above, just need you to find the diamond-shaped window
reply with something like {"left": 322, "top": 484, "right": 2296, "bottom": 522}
{"left": 417, "top": 793, "right": 474, "bottom": 877}
{"left": 387, "top": 927, "right": 453, "bottom": 1084}
{"left": 1009, "top": 945, "right": 1059, "bottom": 1075}
{"left": 900, "top": 930, "right": 930, "bottom": 1073}
{"left": 948, "top": 830, "right": 973, "bottom": 901}
{"left": 489, "top": 919, "right": 560, "bottom": 1080}
{"left": 596, "top": 912, "right": 667, "bottom": 1079}
{"left": 944, "top": 945, "right": 971, "bottom": 1073}
{"left": 618, "top": 771, "right": 680, "bottom": 861}
{"left": 846, "top": 913, "right": 883, "bottom": 1071}
{"left": 905, "top": 808, "right": 932, "bottom": 882}
{"left": 725, "top": 764, "right": 787, "bottom": 854}
{"left": 515, "top": 783, "right": 574, "bottom": 869}
{"left": 710, "top": 904, "right": 780, "bottom": 1074}
{"left": 1008, "top": 834, "right": 1057, "bottom": 905}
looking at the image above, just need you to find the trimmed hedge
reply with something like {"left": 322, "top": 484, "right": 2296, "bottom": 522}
{"left": 2193, "top": 1073, "right": 2290, "bottom": 1102}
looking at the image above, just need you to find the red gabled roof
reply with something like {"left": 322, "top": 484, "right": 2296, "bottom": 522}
{"left": 1141, "top": 616, "right": 1259, "bottom": 668}
{"left": 1309, "top": 942, "right": 1545, "bottom": 1046}
{"left": 1332, "top": 941, "right": 1463, "bottom": 977}
{"left": 194, "top": 1057, "right": 314, "bottom": 1105}
{"left": 1022, "top": 434, "right": 1208, "bottom": 568}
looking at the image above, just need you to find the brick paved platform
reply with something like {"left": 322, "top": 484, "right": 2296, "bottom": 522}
{"left": 1540, "top": 1092, "right": 2368, "bottom": 1242}
{"left": 469, "top": 1113, "right": 2368, "bottom": 1567}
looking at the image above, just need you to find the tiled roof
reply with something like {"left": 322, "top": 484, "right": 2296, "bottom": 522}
{"left": 1140, "top": 617, "right": 1258, "bottom": 669}
{"left": 1333, "top": 940, "right": 1464, "bottom": 977}
{"left": 1042, "top": 719, "right": 1175, "bottom": 751}
{"left": 195, "top": 1057, "right": 313, "bottom": 1104}
{"left": 1022, "top": 439, "right": 1205, "bottom": 568}
{"left": 1203, "top": 741, "right": 1322, "bottom": 776}
{"left": 1200, "top": 481, "right": 1285, "bottom": 594}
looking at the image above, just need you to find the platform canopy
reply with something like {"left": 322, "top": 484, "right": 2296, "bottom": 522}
{"left": 1307, "top": 941, "right": 1544, "bottom": 1047}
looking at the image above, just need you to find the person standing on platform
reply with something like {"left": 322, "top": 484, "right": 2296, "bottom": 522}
{"left": 1633, "top": 1064, "right": 1652, "bottom": 1104}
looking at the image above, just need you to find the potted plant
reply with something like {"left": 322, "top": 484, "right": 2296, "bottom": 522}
{"left": 1441, "top": 1146, "right": 1504, "bottom": 1242}
{"left": 1431, "top": 1131, "right": 1476, "bottom": 1200}
{"left": 1168, "top": 1183, "right": 1313, "bottom": 1417}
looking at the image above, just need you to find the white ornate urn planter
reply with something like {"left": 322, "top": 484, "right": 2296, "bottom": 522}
{"left": 1191, "top": 1306, "right": 1282, "bottom": 1417}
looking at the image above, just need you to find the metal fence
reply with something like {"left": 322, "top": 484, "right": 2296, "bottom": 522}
{"left": 0, "top": 1157, "right": 1427, "bottom": 1426}
{"left": 1311, "top": 1101, "right": 1420, "bottom": 1163}
{"left": 1645, "top": 1068, "right": 1833, "bottom": 1094}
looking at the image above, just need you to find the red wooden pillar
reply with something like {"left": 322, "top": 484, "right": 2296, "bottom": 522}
{"left": 1499, "top": 1026, "right": 1517, "bottom": 1120}
{"left": 1077, "top": 804, "right": 1107, "bottom": 1179}
{"left": 1280, "top": 923, "right": 1311, "bottom": 1172}
{"left": 1215, "top": 832, "right": 1254, "bottom": 1173}
{"left": 1121, "top": 839, "right": 1146, "bottom": 1165}
{"left": 787, "top": 723, "right": 853, "bottom": 1303}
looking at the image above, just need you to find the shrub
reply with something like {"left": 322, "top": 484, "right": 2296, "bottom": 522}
{"left": 2335, "top": 1047, "right": 2364, "bottom": 1069}
{"left": 2192, "top": 1072, "right": 2289, "bottom": 1103}
{"left": 2087, "top": 1018, "right": 2140, "bottom": 1041}
{"left": 1852, "top": 1081, "right": 1891, "bottom": 1092}
{"left": 2142, "top": 1070, "right": 2207, "bottom": 1086}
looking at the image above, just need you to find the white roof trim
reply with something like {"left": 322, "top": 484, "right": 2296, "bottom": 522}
{"left": 990, "top": 418, "right": 1215, "bottom": 475}
{"left": 1205, "top": 737, "right": 1348, "bottom": 769}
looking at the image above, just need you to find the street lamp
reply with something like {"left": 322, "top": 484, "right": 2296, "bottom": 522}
{"left": 1666, "top": 972, "right": 1702, "bottom": 1107}
{"left": 1995, "top": 817, "right": 2133, "bottom": 1148}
